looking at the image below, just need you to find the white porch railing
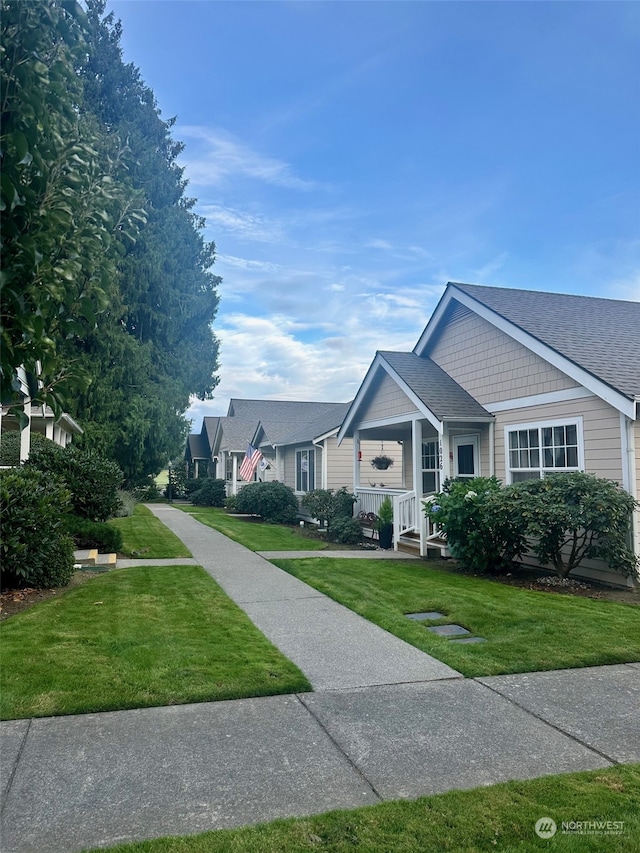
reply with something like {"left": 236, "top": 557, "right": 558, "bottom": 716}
{"left": 355, "top": 487, "right": 405, "bottom": 517}
{"left": 394, "top": 490, "right": 417, "bottom": 539}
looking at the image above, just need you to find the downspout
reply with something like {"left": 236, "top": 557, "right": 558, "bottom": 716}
{"left": 623, "top": 409, "right": 639, "bottom": 574}
{"left": 489, "top": 421, "right": 495, "bottom": 477}
{"left": 312, "top": 436, "right": 327, "bottom": 490}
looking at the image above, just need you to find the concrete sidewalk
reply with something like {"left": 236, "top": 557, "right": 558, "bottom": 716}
{"left": 2, "top": 666, "right": 638, "bottom": 852}
{"left": 143, "top": 505, "right": 460, "bottom": 689}
{"left": 1, "top": 506, "right": 639, "bottom": 852}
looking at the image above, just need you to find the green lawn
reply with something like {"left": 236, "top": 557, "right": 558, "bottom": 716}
{"left": 273, "top": 558, "right": 640, "bottom": 677}
{"left": 179, "top": 506, "right": 327, "bottom": 551}
{"left": 94, "top": 764, "right": 640, "bottom": 852}
{"left": 0, "top": 565, "right": 310, "bottom": 720}
{"left": 109, "top": 503, "right": 192, "bottom": 558}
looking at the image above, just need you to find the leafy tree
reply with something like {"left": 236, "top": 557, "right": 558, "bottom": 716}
{"left": 61, "top": 0, "right": 221, "bottom": 483}
{"left": 0, "top": 0, "right": 143, "bottom": 414}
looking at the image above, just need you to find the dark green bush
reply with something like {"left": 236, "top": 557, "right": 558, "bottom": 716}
{"left": 235, "top": 480, "right": 299, "bottom": 524}
{"left": 224, "top": 493, "right": 239, "bottom": 511}
{"left": 301, "top": 487, "right": 357, "bottom": 525}
{"left": 0, "top": 430, "right": 50, "bottom": 466}
{"left": 133, "top": 479, "right": 161, "bottom": 502}
{"left": 515, "top": 472, "right": 638, "bottom": 578}
{"left": 0, "top": 467, "right": 75, "bottom": 589}
{"left": 424, "top": 476, "right": 529, "bottom": 573}
{"left": 327, "top": 517, "right": 363, "bottom": 544}
{"left": 26, "top": 442, "right": 123, "bottom": 521}
{"left": 190, "top": 478, "right": 226, "bottom": 507}
{"left": 65, "top": 517, "right": 123, "bottom": 553}
{"left": 183, "top": 478, "right": 205, "bottom": 496}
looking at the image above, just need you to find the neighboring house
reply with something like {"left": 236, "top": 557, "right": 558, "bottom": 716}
{"left": 185, "top": 398, "right": 403, "bottom": 500}
{"left": 338, "top": 282, "right": 640, "bottom": 585}
{"left": 185, "top": 417, "right": 219, "bottom": 479}
{"left": 0, "top": 368, "right": 83, "bottom": 461}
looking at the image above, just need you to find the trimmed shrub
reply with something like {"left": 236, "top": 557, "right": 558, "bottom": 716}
{"left": 190, "top": 478, "right": 226, "bottom": 507}
{"left": 0, "top": 467, "right": 75, "bottom": 589}
{"left": 424, "top": 476, "right": 529, "bottom": 573}
{"left": 26, "top": 442, "right": 123, "bottom": 521}
{"left": 224, "top": 493, "right": 239, "bottom": 512}
{"left": 327, "top": 517, "right": 363, "bottom": 544}
{"left": 133, "top": 479, "right": 161, "bottom": 502}
{"left": 235, "top": 481, "right": 299, "bottom": 524}
{"left": 301, "top": 487, "right": 357, "bottom": 526}
{"left": 183, "top": 478, "right": 205, "bottom": 496}
{"left": 0, "top": 430, "right": 51, "bottom": 467}
{"left": 65, "top": 517, "right": 124, "bottom": 553}
{"left": 515, "top": 472, "right": 639, "bottom": 578}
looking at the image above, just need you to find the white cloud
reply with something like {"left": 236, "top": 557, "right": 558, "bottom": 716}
{"left": 178, "top": 126, "right": 317, "bottom": 191}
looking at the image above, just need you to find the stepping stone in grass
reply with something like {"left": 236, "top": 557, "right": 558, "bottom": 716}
{"left": 405, "top": 611, "right": 445, "bottom": 621}
{"left": 428, "top": 624, "right": 471, "bottom": 637}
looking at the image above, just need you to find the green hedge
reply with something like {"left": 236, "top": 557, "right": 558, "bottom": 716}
{"left": 235, "top": 481, "right": 299, "bottom": 524}
{"left": 0, "top": 467, "right": 75, "bottom": 589}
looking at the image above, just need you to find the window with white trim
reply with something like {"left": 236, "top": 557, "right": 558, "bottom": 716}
{"left": 296, "top": 448, "right": 315, "bottom": 492}
{"left": 422, "top": 440, "right": 440, "bottom": 494}
{"left": 506, "top": 419, "right": 582, "bottom": 482}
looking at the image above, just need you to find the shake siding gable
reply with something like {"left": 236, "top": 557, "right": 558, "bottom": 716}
{"left": 359, "top": 371, "right": 420, "bottom": 423}
{"left": 428, "top": 307, "right": 579, "bottom": 405}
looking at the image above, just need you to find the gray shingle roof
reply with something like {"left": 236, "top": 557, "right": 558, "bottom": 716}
{"left": 198, "top": 399, "right": 352, "bottom": 453}
{"left": 185, "top": 433, "right": 209, "bottom": 461}
{"left": 451, "top": 283, "right": 640, "bottom": 400}
{"left": 379, "top": 351, "right": 493, "bottom": 420}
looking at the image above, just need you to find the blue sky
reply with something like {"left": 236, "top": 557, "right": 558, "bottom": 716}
{"left": 109, "top": 1, "right": 640, "bottom": 430}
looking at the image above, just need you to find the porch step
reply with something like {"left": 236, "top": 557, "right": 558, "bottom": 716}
{"left": 74, "top": 549, "right": 98, "bottom": 566}
{"left": 73, "top": 550, "right": 117, "bottom": 569}
{"left": 396, "top": 535, "right": 451, "bottom": 558}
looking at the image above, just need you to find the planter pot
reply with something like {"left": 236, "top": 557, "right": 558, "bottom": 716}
{"left": 372, "top": 462, "right": 391, "bottom": 470}
{"left": 378, "top": 522, "right": 393, "bottom": 550}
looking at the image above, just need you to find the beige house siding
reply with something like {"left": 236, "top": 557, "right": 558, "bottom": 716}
{"left": 359, "top": 371, "right": 419, "bottom": 422}
{"left": 493, "top": 394, "right": 623, "bottom": 483}
{"left": 428, "top": 306, "right": 579, "bottom": 404}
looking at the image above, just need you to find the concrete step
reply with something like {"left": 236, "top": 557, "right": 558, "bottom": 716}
{"left": 74, "top": 549, "right": 98, "bottom": 566}
{"left": 95, "top": 553, "right": 117, "bottom": 566}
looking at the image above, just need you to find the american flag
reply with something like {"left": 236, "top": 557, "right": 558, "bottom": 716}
{"left": 239, "top": 443, "right": 263, "bottom": 481}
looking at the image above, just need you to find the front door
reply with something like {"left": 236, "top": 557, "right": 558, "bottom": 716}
{"left": 453, "top": 434, "right": 480, "bottom": 479}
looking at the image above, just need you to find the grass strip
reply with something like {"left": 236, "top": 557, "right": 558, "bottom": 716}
{"left": 272, "top": 558, "right": 640, "bottom": 677}
{"left": 0, "top": 565, "right": 310, "bottom": 720}
{"left": 109, "top": 504, "right": 192, "bottom": 558}
{"left": 94, "top": 764, "right": 640, "bottom": 852}
{"left": 179, "top": 506, "right": 327, "bottom": 551}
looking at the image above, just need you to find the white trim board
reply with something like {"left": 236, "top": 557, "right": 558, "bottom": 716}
{"left": 485, "top": 386, "right": 596, "bottom": 413}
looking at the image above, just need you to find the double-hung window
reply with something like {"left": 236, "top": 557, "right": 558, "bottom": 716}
{"left": 296, "top": 448, "right": 315, "bottom": 493}
{"left": 506, "top": 419, "right": 582, "bottom": 482}
{"left": 422, "top": 440, "right": 440, "bottom": 494}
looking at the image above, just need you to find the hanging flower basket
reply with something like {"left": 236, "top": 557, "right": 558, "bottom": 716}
{"left": 370, "top": 454, "right": 394, "bottom": 471}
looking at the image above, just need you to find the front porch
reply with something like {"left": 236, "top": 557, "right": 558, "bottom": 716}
{"left": 352, "top": 416, "right": 494, "bottom": 557}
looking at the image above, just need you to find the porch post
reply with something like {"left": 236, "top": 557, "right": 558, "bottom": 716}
{"left": 20, "top": 400, "right": 31, "bottom": 462}
{"left": 232, "top": 453, "right": 239, "bottom": 495}
{"left": 411, "top": 418, "right": 422, "bottom": 497}
{"left": 412, "top": 418, "right": 423, "bottom": 556}
{"left": 440, "top": 423, "right": 450, "bottom": 483}
{"left": 489, "top": 421, "right": 495, "bottom": 477}
{"left": 353, "top": 429, "right": 360, "bottom": 492}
